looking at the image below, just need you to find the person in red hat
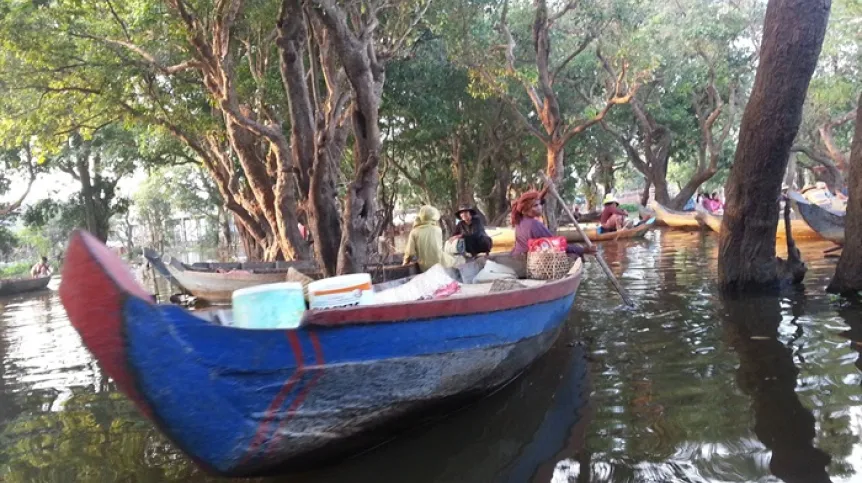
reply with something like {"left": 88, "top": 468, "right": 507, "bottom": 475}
{"left": 510, "top": 190, "right": 595, "bottom": 257}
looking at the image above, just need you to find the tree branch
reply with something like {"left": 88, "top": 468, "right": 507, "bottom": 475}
{"left": 550, "top": 34, "right": 594, "bottom": 86}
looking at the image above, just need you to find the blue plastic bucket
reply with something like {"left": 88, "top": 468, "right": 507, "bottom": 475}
{"left": 231, "top": 282, "right": 306, "bottom": 329}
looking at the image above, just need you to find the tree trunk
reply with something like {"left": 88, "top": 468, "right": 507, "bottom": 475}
{"left": 640, "top": 180, "right": 651, "bottom": 206}
{"left": 544, "top": 145, "right": 564, "bottom": 231}
{"left": 236, "top": 215, "right": 265, "bottom": 261}
{"left": 277, "top": 1, "right": 338, "bottom": 273}
{"left": 828, "top": 95, "right": 862, "bottom": 294}
{"left": 718, "top": 0, "right": 830, "bottom": 290}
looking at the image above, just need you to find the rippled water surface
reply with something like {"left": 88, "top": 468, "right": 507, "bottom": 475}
{"left": 1, "top": 230, "right": 861, "bottom": 482}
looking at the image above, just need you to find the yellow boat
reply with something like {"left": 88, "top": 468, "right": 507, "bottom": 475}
{"left": 695, "top": 208, "right": 823, "bottom": 241}
{"left": 648, "top": 202, "right": 701, "bottom": 229}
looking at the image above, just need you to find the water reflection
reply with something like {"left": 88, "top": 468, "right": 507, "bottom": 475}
{"left": 721, "top": 293, "right": 831, "bottom": 483}
{"left": 1, "top": 232, "right": 861, "bottom": 482}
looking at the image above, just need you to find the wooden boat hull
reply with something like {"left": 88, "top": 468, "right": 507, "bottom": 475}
{"left": 0, "top": 276, "right": 50, "bottom": 296}
{"left": 142, "top": 247, "right": 186, "bottom": 291}
{"left": 789, "top": 192, "right": 845, "bottom": 245}
{"left": 486, "top": 217, "right": 655, "bottom": 246}
{"left": 695, "top": 207, "right": 824, "bottom": 241}
{"left": 59, "top": 231, "right": 583, "bottom": 476}
{"left": 558, "top": 217, "right": 656, "bottom": 242}
{"left": 649, "top": 202, "right": 700, "bottom": 229}
{"left": 160, "top": 255, "right": 419, "bottom": 304}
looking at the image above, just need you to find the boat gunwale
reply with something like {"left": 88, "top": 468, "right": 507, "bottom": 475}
{"left": 75, "top": 230, "right": 583, "bottom": 329}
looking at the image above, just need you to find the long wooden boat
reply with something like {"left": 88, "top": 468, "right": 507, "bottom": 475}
{"left": 558, "top": 217, "right": 656, "bottom": 242}
{"left": 142, "top": 247, "right": 185, "bottom": 291}
{"left": 158, "top": 254, "right": 419, "bottom": 304}
{"left": 648, "top": 202, "right": 701, "bottom": 229}
{"left": 487, "top": 217, "right": 655, "bottom": 247}
{"left": 59, "top": 230, "right": 584, "bottom": 476}
{"left": 788, "top": 191, "right": 845, "bottom": 245}
{"left": 695, "top": 206, "right": 824, "bottom": 241}
{"left": 0, "top": 275, "right": 51, "bottom": 296}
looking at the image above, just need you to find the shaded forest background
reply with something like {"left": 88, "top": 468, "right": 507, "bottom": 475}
{"left": 0, "top": 0, "right": 858, "bottom": 274}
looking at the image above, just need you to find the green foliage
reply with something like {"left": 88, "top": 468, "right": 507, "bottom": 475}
{"left": 0, "top": 261, "right": 30, "bottom": 278}
{"left": 0, "top": 225, "right": 18, "bottom": 260}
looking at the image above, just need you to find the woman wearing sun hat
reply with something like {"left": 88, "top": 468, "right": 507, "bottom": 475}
{"left": 600, "top": 193, "right": 629, "bottom": 233}
{"left": 451, "top": 204, "right": 493, "bottom": 257}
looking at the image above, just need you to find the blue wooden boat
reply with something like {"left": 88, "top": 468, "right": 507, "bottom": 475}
{"left": 59, "top": 231, "right": 584, "bottom": 476}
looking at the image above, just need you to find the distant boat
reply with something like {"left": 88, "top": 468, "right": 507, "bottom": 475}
{"left": 487, "top": 217, "right": 656, "bottom": 247}
{"left": 60, "top": 230, "right": 584, "bottom": 476}
{"left": 0, "top": 275, "right": 51, "bottom": 296}
{"left": 788, "top": 191, "right": 845, "bottom": 245}
{"left": 695, "top": 204, "right": 824, "bottom": 241}
{"left": 146, "top": 250, "right": 419, "bottom": 304}
{"left": 647, "top": 202, "right": 701, "bottom": 229}
{"left": 558, "top": 217, "right": 656, "bottom": 242}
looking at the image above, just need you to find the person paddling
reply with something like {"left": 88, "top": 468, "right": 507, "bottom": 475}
{"left": 30, "top": 256, "right": 52, "bottom": 278}
{"left": 510, "top": 190, "right": 594, "bottom": 257}
{"left": 450, "top": 205, "right": 493, "bottom": 257}
{"left": 600, "top": 194, "right": 630, "bottom": 233}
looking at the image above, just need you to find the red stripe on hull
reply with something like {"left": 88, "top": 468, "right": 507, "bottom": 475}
{"left": 239, "top": 331, "right": 306, "bottom": 463}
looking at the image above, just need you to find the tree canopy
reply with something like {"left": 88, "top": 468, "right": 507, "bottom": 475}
{"left": 0, "top": 0, "right": 858, "bottom": 264}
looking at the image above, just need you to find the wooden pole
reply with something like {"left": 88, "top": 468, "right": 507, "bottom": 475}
{"left": 540, "top": 173, "right": 635, "bottom": 307}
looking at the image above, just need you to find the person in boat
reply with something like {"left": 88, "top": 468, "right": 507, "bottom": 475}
{"left": 683, "top": 196, "right": 695, "bottom": 212}
{"left": 801, "top": 182, "right": 835, "bottom": 208}
{"left": 450, "top": 205, "right": 493, "bottom": 257}
{"left": 600, "top": 194, "right": 630, "bottom": 233}
{"left": 702, "top": 192, "right": 722, "bottom": 213}
{"left": 403, "top": 205, "right": 456, "bottom": 272}
{"left": 30, "top": 256, "right": 52, "bottom": 278}
{"left": 510, "top": 190, "right": 595, "bottom": 257}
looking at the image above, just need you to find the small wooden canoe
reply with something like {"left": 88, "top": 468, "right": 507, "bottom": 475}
{"left": 648, "top": 202, "right": 701, "bottom": 229}
{"left": 59, "top": 230, "right": 584, "bottom": 476}
{"left": 695, "top": 207, "right": 824, "bottom": 241}
{"left": 788, "top": 191, "right": 845, "bottom": 245}
{"left": 0, "top": 276, "right": 51, "bottom": 296}
{"left": 154, "top": 253, "right": 419, "bottom": 304}
{"left": 486, "top": 217, "right": 655, "bottom": 246}
{"left": 558, "top": 217, "right": 656, "bottom": 242}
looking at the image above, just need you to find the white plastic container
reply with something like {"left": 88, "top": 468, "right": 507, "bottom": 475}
{"left": 307, "top": 273, "right": 374, "bottom": 309}
{"left": 231, "top": 282, "right": 306, "bottom": 329}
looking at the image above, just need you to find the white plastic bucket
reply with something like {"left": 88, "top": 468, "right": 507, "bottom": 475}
{"left": 307, "top": 273, "right": 374, "bottom": 309}
{"left": 231, "top": 282, "right": 306, "bottom": 329}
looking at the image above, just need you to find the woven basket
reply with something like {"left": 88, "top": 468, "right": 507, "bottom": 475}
{"left": 527, "top": 252, "right": 575, "bottom": 280}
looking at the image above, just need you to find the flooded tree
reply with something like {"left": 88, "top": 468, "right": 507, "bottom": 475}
{"left": 718, "top": 0, "right": 831, "bottom": 290}
{"left": 827, "top": 95, "right": 862, "bottom": 294}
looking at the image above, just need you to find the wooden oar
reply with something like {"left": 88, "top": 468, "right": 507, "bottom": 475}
{"left": 824, "top": 245, "right": 842, "bottom": 254}
{"left": 539, "top": 173, "right": 635, "bottom": 307}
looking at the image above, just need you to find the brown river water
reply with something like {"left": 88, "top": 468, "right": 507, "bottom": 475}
{"left": 1, "top": 229, "right": 860, "bottom": 482}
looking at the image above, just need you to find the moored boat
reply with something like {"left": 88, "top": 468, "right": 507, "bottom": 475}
{"left": 695, "top": 205, "right": 824, "bottom": 241}
{"left": 0, "top": 276, "right": 51, "bottom": 296}
{"left": 788, "top": 191, "right": 845, "bottom": 245}
{"left": 59, "top": 231, "right": 584, "bottom": 476}
{"left": 156, "top": 253, "right": 419, "bottom": 304}
{"left": 649, "top": 202, "right": 701, "bottom": 229}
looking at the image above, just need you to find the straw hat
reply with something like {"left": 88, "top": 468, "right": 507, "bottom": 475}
{"left": 602, "top": 194, "right": 619, "bottom": 206}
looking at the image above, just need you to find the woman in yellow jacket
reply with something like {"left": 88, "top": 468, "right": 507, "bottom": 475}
{"left": 402, "top": 205, "right": 456, "bottom": 272}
